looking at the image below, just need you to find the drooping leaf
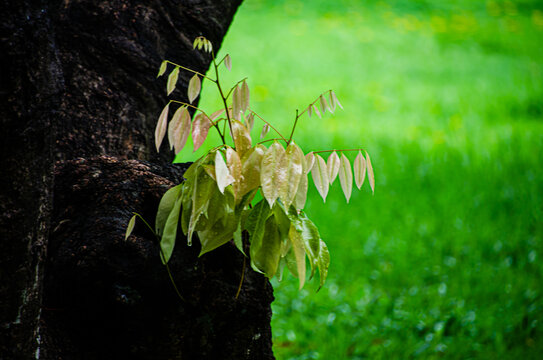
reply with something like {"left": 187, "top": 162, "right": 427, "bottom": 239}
{"left": 232, "top": 85, "right": 241, "bottom": 120}
{"left": 233, "top": 221, "right": 246, "bottom": 256}
{"left": 198, "top": 205, "right": 238, "bottom": 256}
{"left": 168, "top": 106, "right": 191, "bottom": 154}
{"left": 250, "top": 215, "right": 282, "bottom": 278}
{"left": 260, "top": 124, "right": 269, "bottom": 139}
{"left": 244, "top": 199, "right": 271, "bottom": 255}
{"left": 294, "top": 154, "right": 309, "bottom": 210}
{"left": 353, "top": 150, "right": 366, "bottom": 189}
{"left": 339, "top": 153, "right": 353, "bottom": 203}
{"left": 261, "top": 141, "right": 285, "bottom": 207}
{"left": 155, "top": 184, "right": 183, "bottom": 235}
{"left": 331, "top": 90, "right": 343, "bottom": 110}
{"left": 298, "top": 212, "right": 321, "bottom": 279}
{"left": 160, "top": 196, "right": 182, "bottom": 264}
{"left": 226, "top": 147, "right": 242, "bottom": 197}
{"left": 188, "top": 74, "right": 201, "bottom": 104}
{"left": 193, "top": 37, "right": 200, "bottom": 49}
{"left": 305, "top": 152, "right": 315, "bottom": 172}
{"left": 308, "top": 104, "right": 313, "bottom": 118}
{"left": 312, "top": 104, "right": 321, "bottom": 118}
{"left": 187, "top": 167, "right": 216, "bottom": 245}
{"left": 157, "top": 60, "right": 167, "bottom": 78}
{"left": 202, "top": 164, "right": 216, "bottom": 180}
{"left": 224, "top": 54, "right": 232, "bottom": 71}
{"left": 209, "top": 108, "right": 225, "bottom": 122}
{"left": 231, "top": 120, "right": 252, "bottom": 158}
{"left": 327, "top": 151, "right": 340, "bottom": 184}
{"left": 192, "top": 113, "right": 212, "bottom": 152}
{"left": 328, "top": 91, "right": 336, "bottom": 113}
{"left": 278, "top": 142, "right": 304, "bottom": 208}
{"left": 245, "top": 112, "right": 255, "bottom": 131}
{"left": 239, "top": 145, "right": 265, "bottom": 198}
{"left": 241, "top": 80, "right": 250, "bottom": 113}
{"left": 167, "top": 67, "right": 179, "bottom": 95}
{"left": 311, "top": 154, "right": 329, "bottom": 202}
{"left": 366, "top": 150, "right": 375, "bottom": 194}
{"left": 317, "top": 239, "right": 330, "bottom": 291}
{"left": 319, "top": 94, "right": 328, "bottom": 114}
{"left": 215, "top": 150, "right": 234, "bottom": 194}
{"left": 288, "top": 224, "right": 306, "bottom": 289}
{"left": 155, "top": 103, "right": 169, "bottom": 152}
{"left": 125, "top": 215, "right": 137, "bottom": 240}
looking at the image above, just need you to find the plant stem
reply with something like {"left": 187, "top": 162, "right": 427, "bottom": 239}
{"left": 287, "top": 109, "right": 299, "bottom": 146}
{"left": 312, "top": 148, "right": 365, "bottom": 154}
{"left": 235, "top": 255, "right": 246, "bottom": 300}
{"left": 165, "top": 60, "right": 216, "bottom": 82}
{"left": 213, "top": 58, "right": 234, "bottom": 141}
{"left": 251, "top": 111, "right": 288, "bottom": 143}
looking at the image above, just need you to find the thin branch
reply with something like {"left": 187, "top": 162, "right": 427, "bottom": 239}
{"left": 165, "top": 60, "right": 216, "bottom": 82}
{"left": 251, "top": 111, "right": 288, "bottom": 143}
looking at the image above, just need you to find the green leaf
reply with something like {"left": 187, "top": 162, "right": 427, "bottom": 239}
{"left": 155, "top": 184, "right": 183, "bottom": 235}
{"left": 298, "top": 212, "right": 321, "bottom": 279}
{"left": 261, "top": 141, "right": 285, "bottom": 207}
{"left": 167, "top": 67, "right": 179, "bottom": 95}
{"left": 288, "top": 224, "right": 306, "bottom": 289}
{"left": 160, "top": 196, "right": 182, "bottom": 264}
{"left": 311, "top": 154, "right": 329, "bottom": 202}
{"left": 244, "top": 199, "right": 271, "bottom": 248}
{"left": 339, "top": 153, "right": 353, "bottom": 203}
{"left": 278, "top": 142, "right": 304, "bottom": 208}
{"left": 353, "top": 150, "right": 366, "bottom": 189}
{"left": 155, "top": 103, "right": 169, "bottom": 152}
{"left": 188, "top": 74, "right": 201, "bottom": 103}
{"left": 125, "top": 215, "right": 137, "bottom": 240}
{"left": 187, "top": 167, "right": 215, "bottom": 245}
{"left": 305, "top": 152, "right": 315, "bottom": 172}
{"left": 226, "top": 147, "right": 242, "bottom": 198}
{"left": 157, "top": 60, "right": 167, "bottom": 78}
{"left": 250, "top": 215, "right": 282, "bottom": 278}
{"left": 198, "top": 206, "right": 238, "bottom": 256}
{"left": 327, "top": 151, "right": 340, "bottom": 184}
{"left": 317, "top": 239, "right": 330, "bottom": 291}
{"left": 366, "top": 150, "right": 375, "bottom": 194}
{"left": 233, "top": 221, "right": 246, "bottom": 256}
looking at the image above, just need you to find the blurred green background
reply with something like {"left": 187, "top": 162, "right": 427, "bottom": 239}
{"left": 175, "top": 0, "right": 543, "bottom": 358}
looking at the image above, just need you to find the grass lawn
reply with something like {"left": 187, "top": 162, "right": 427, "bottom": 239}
{"left": 174, "top": 0, "right": 543, "bottom": 358}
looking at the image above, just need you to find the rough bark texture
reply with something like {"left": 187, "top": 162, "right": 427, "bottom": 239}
{"left": 0, "top": 0, "right": 275, "bottom": 359}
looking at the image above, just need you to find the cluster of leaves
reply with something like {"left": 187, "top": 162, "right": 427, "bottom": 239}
{"left": 126, "top": 37, "right": 374, "bottom": 290}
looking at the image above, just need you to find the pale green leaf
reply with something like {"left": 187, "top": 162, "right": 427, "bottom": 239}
{"left": 328, "top": 91, "right": 336, "bottom": 113}
{"left": 157, "top": 60, "right": 167, "bottom": 78}
{"left": 261, "top": 141, "right": 285, "bottom": 207}
{"left": 331, "top": 90, "right": 343, "bottom": 110}
{"left": 215, "top": 150, "right": 234, "bottom": 194}
{"left": 160, "top": 196, "right": 182, "bottom": 264}
{"left": 245, "top": 199, "right": 271, "bottom": 255}
{"left": 233, "top": 221, "right": 246, "bottom": 256}
{"left": 226, "top": 147, "right": 242, "bottom": 198}
{"left": 155, "top": 103, "right": 169, "bottom": 152}
{"left": 167, "top": 67, "right": 179, "bottom": 95}
{"left": 231, "top": 119, "right": 252, "bottom": 158}
{"left": 279, "top": 142, "right": 304, "bottom": 208}
{"left": 260, "top": 124, "right": 269, "bottom": 139}
{"left": 224, "top": 54, "right": 232, "bottom": 71}
{"left": 193, "top": 37, "right": 199, "bottom": 49}
{"left": 339, "top": 153, "right": 353, "bottom": 203}
{"left": 187, "top": 168, "right": 215, "bottom": 245}
{"left": 327, "top": 151, "right": 340, "bottom": 184}
{"left": 311, "top": 154, "right": 329, "bottom": 202}
{"left": 198, "top": 207, "right": 238, "bottom": 256}
{"left": 305, "top": 152, "right": 315, "bottom": 173}
{"left": 319, "top": 94, "right": 327, "bottom": 114}
{"left": 192, "top": 113, "right": 212, "bottom": 152}
{"left": 239, "top": 145, "right": 265, "bottom": 198}
{"left": 125, "top": 215, "right": 136, "bottom": 240}
{"left": 353, "top": 150, "right": 366, "bottom": 189}
{"left": 241, "top": 80, "right": 250, "bottom": 113}
{"left": 188, "top": 74, "right": 201, "bottom": 104}
{"left": 366, "top": 150, "right": 375, "bottom": 194}
{"left": 298, "top": 212, "right": 321, "bottom": 279}
{"left": 232, "top": 85, "right": 241, "bottom": 120}
{"left": 288, "top": 224, "right": 306, "bottom": 289}
{"left": 245, "top": 112, "right": 255, "bottom": 131}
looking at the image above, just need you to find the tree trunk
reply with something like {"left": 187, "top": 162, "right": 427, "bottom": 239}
{"left": 0, "top": 1, "right": 275, "bottom": 359}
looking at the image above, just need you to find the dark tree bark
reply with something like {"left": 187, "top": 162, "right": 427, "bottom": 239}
{"left": 0, "top": 1, "right": 275, "bottom": 359}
